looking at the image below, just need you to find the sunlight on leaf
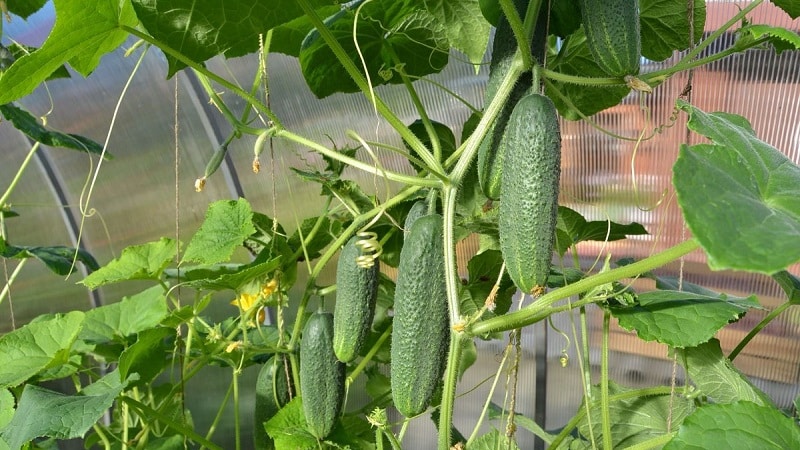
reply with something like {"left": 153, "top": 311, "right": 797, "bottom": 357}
{"left": 81, "top": 237, "right": 178, "bottom": 289}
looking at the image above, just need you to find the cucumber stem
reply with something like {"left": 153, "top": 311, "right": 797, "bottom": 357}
{"left": 468, "top": 239, "right": 701, "bottom": 336}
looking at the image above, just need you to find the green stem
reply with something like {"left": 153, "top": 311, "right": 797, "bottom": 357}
{"left": 0, "top": 258, "right": 26, "bottom": 306}
{"left": 347, "top": 324, "right": 392, "bottom": 385}
{"left": 0, "top": 142, "right": 40, "bottom": 210}
{"left": 498, "top": 0, "right": 531, "bottom": 69}
{"left": 579, "top": 306, "right": 597, "bottom": 448}
{"left": 682, "top": 0, "right": 763, "bottom": 64}
{"left": 600, "top": 310, "right": 612, "bottom": 449}
{"left": 729, "top": 301, "right": 792, "bottom": 361}
{"left": 202, "top": 381, "right": 234, "bottom": 447}
{"left": 233, "top": 367, "right": 241, "bottom": 450}
{"left": 466, "top": 339, "right": 513, "bottom": 446}
{"left": 448, "top": 53, "right": 524, "bottom": 183}
{"left": 468, "top": 240, "right": 701, "bottom": 336}
{"left": 540, "top": 68, "right": 626, "bottom": 87}
{"left": 192, "top": 71, "right": 264, "bottom": 136}
{"left": 277, "top": 130, "right": 443, "bottom": 186}
{"left": 120, "top": 26, "right": 281, "bottom": 128}
{"left": 438, "top": 332, "right": 465, "bottom": 450}
{"left": 294, "top": 0, "right": 433, "bottom": 171}
{"left": 290, "top": 197, "right": 333, "bottom": 265}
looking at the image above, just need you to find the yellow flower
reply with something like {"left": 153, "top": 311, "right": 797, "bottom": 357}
{"left": 261, "top": 279, "right": 278, "bottom": 297}
{"left": 225, "top": 341, "right": 243, "bottom": 353}
{"left": 231, "top": 292, "right": 258, "bottom": 310}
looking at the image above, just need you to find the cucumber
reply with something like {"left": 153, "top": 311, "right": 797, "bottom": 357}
{"left": 579, "top": 0, "right": 641, "bottom": 77}
{"left": 498, "top": 94, "right": 561, "bottom": 295}
{"left": 404, "top": 200, "right": 428, "bottom": 237}
{"left": 478, "top": 1, "right": 549, "bottom": 200}
{"left": 390, "top": 214, "right": 449, "bottom": 417}
{"left": 254, "top": 355, "right": 293, "bottom": 449}
{"left": 299, "top": 311, "right": 345, "bottom": 439}
{"left": 333, "top": 236, "right": 379, "bottom": 363}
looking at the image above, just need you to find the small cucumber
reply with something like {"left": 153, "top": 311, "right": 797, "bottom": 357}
{"left": 391, "top": 214, "right": 449, "bottom": 417}
{"left": 333, "top": 236, "right": 379, "bottom": 363}
{"left": 254, "top": 355, "right": 293, "bottom": 449}
{"left": 579, "top": 0, "right": 641, "bottom": 77}
{"left": 403, "top": 200, "right": 428, "bottom": 237}
{"left": 299, "top": 311, "right": 345, "bottom": 439}
{"left": 498, "top": 93, "right": 561, "bottom": 295}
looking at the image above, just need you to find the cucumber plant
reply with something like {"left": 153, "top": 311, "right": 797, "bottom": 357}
{"left": 1, "top": 1, "right": 800, "bottom": 449}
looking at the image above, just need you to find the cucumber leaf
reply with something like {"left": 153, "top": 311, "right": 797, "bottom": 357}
{"left": 0, "top": 370, "right": 132, "bottom": 449}
{"left": 640, "top": 0, "right": 706, "bottom": 62}
{"left": 183, "top": 199, "right": 255, "bottom": 265}
{"left": 423, "top": 0, "right": 491, "bottom": 66}
{"left": 2, "top": 243, "right": 99, "bottom": 276}
{"left": 735, "top": 24, "right": 800, "bottom": 54}
{"left": 79, "top": 285, "right": 168, "bottom": 344}
{"left": 664, "top": 401, "right": 800, "bottom": 449}
{"left": 675, "top": 339, "right": 774, "bottom": 408}
{"left": 81, "top": 237, "right": 178, "bottom": 289}
{"left": 299, "top": 0, "right": 449, "bottom": 98}
{"left": 0, "top": 104, "right": 104, "bottom": 155}
{"left": 6, "top": 43, "right": 70, "bottom": 80}
{"left": 470, "top": 429, "right": 521, "bottom": 450}
{"left": 610, "top": 290, "right": 759, "bottom": 348}
{"left": 772, "top": 271, "right": 800, "bottom": 304}
{"left": 770, "top": 0, "right": 800, "bottom": 20}
{"left": 0, "top": 0, "right": 137, "bottom": 103}
{"left": 0, "top": 389, "right": 12, "bottom": 429}
{"left": 131, "top": 0, "right": 333, "bottom": 76}
{"left": 0, "top": 311, "right": 84, "bottom": 389}
{"left": 264, "top": 397, "right": 317, "bottom": 450}
{"left": 270, "top": 6, "right": 342, "bottom": 57}
{"left": 6, "top": 0, "right": 49, "bottom": 19}
{"left": 673, "top": 101, "right": 800, "bottom": 274}
{"left": 555, "top": 206, "right": 648, "bottom": 256}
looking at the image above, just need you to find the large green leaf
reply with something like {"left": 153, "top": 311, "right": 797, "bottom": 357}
{"left": 773, "top": 271, "right": 800, "bottom": 304}
{"left": 610, "top": 290, "right": 759, "bottom": 348}
{"left": 270, "top": 6, "right": 342, "bottom": 57}
{"left": 264, "top": 397, "right": 317, "bottom": 450}
{"left": 640, "top": 0, "right": 706, "bottom": 62}
{"left": 81, "top": 237, "right": 178, "bottom": 289}
{"left": 2, "top": 243, "right": 99, "bottom": 276}
{"left": 183, "top": 199, "right": 255, "bottom": 265}
{"left": 0, "top": 311, "right": 84, "bottom": 388}
{"left": 577, "top": 382, "right": 694, "bottom": 448}
{"left": 734, "top": 24, "right": 800, "bottom": 54}
{"left": 0, "top": 390, "right": 13, "bottom": 429}
{"left": 299, "top": 0, "right": 449, "bottom": 98}
{"left": 676, "top": 339, "right": 774, "bottom": 408}
{"left": 544, "top": 27, "right": 631, "bottom": 120}
{"left": 131, "top": 0, "right": 334, "bottom": 76}
{"left": 0, "top": 370, "right": 131, "bottom": 449}
{"left": 5, "top": 43, "right": 71, "bottom": 80}
{"left": 80, "top": 285, "right": 168, "bottom": 344}
{"left": 119, "top": 327, "right": 174, "bottom": 383}
{"left": 167, "top": 258, "right": 281, "bottom": 292}
{"left": 0, "top": 0, "right": 137, "bottom": 104}
{"left": 664, "top": 401, "right": 800, "bottom": 449}
{"left": 423, "top": 0, "right": 491, "bottom": 65}
{"left": 673, "top": 101, "right": 800, "bottom": 274}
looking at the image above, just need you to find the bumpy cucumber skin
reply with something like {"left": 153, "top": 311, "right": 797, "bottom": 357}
{"left": 580, "top": 0, "right": 641, "bottom": 77}
{"left": 498, "top": 94, "right": 561, "bottom": 295}
{"left": 391, "top": 214, "right": 449, "bottom": 418}
{"left": 404, "top": 200, "right": 428, "bottom": 237}
{"left": 333, "top": 236, "right": 379, "bottom": 363}
{"left": 300, "top": 311, "right": 345, "bottom": 439}
{"left": 254, "top": 355, "right": 292, "bottom": 449}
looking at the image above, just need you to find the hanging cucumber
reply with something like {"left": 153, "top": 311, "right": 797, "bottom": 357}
{"left": 391, "top": 214, "right": 449, "bottom": 418}
{"left": 498, "top": 93, "right": 561, "bottom": 295}
{"left": 299, "top": 311, "right": 345, "bottom": 439}
{"left": 478, "top": 1, "right": 549, "bottom": 199}
{"left": 333, "top": 236, "right": 379, "bottom": 363}
{"left": 579, "top": 0, "right": 641, "bottom": 77}
{"left": 254, "top": 355, "right": 293, "bottom": 449}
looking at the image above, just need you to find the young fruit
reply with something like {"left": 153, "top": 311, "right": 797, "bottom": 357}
{"left": 403, "top": 200, "right": 428, "bottom": 237}
{"left": 391, "top": 214, "right": 449, "bottom": 417}
{"left": 579, "top": 0, "right": 641, "bottom": 77}
{"left": 254, "top": 355, "right": 293, "bottom": 449}
{"left": 333, "top": 236, "right": 379, "bottom": 363}
{"left": 299, "top": 311, "right": 345, "bottom": 439}
{"left": 498, "top": 93, "right": 561, "bottom": 295}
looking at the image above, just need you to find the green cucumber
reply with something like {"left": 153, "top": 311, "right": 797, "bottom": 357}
{"left": 579, "top": 0, "right": 641, "bottom": 77}
{"left": 478, "top": 1, "right": 549, "bottom": 200}
{"left": 404, "top": 200, "right": 428, "bottom": 237}
{"left": 333, "top": 236, "right": 379, "bottom": 363}
{"left": 299, "top": 311, "right": 345, "bottom": 439}
{"left": 391, "top": 214, "right": 449, "bottom": 417}
{"left": 254, "top": 355, "right": 293, "bottom": 449}
{"left": 498, "top": 93, "right": 561, "bottom": 295}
